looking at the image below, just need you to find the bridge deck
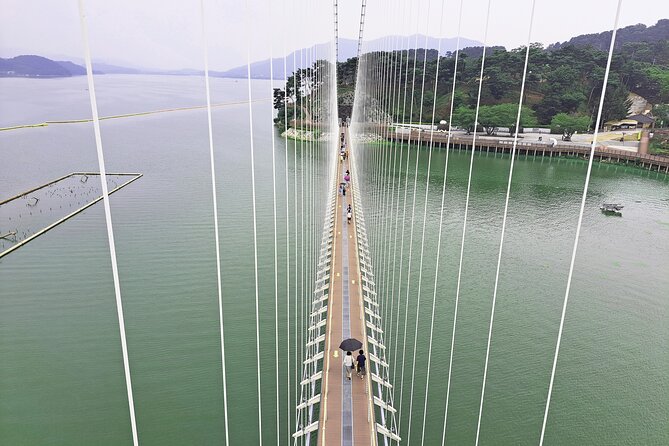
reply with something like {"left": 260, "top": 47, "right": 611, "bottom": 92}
{"left": 318, "top": 127, "right": 375, "bottom": 446}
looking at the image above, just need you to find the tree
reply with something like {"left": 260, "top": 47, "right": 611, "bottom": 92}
{"left": 598, "top": 83, "right": 633, "bottom": 124}
{"left": 652, "top": 104, "right": 669, "bottom": 128}
{"left": 451, "top": 106, "right": 476, "bottom": 133}
{"left": 477, "top": 103, "right": 537, "bottom": 135}
{"left": 647, "top": 66, "right": 669, "bottom": 102}
{"left": 550, "top": 113, "right": 591, "bottom": 140}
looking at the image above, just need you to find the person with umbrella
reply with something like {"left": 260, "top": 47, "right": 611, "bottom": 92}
{"left": 339, "top": 338, "right": 362, "bottom": 352}
{"left": 339, "top": 339, "right": 362, "bottom": 381}
{"left": 343, "top": 351, "right": 354, "bottom": 380}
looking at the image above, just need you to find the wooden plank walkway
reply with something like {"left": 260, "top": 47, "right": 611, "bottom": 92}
{"left": 318, "top": 127, "right": 375, "bottom": 446}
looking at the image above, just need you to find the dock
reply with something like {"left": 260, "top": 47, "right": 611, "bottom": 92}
{"left": 388, "top": 129, "right": 669, "bottom": 173}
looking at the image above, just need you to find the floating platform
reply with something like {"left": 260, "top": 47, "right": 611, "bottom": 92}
{"left": 0, "top": 172, "right": 142, "bottom": 258}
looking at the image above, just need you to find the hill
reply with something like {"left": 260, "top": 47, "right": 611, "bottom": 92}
{"left": 548, "top": 19, "right": 669, "bottom": 51}
{"left": 0, "top": 55, "right": 107, "bottom": 77}
{"left": 0, "top": 55, "right": 72, "bottom": 77}
{"left": 275, "top": 24, "right": 669, "bottom": 131}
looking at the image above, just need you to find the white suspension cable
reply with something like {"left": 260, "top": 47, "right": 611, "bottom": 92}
{"left": 283, "top": 0, "right": 292, "bottom": 439}
{"left": 199, "top": 1, "right": 232, "bottom": 442}
{"left": 379, "top": 32, "right": 399, "bottom": 357}
{"left": 244, "top": 0, "right": 264, "bottom": 442}
{"left": 391, "top": 2, "right": 417, "bottom": 411}
{"left": 385, "top": 17, "right": 407, "bottom": 442}
{"left": 380, "top": 32, "right": 397, "bottom": 338}
{"left": 77, "top": 2, "right": 139, "bottom": 445}
{"left": 382, "top": 30, "right": 402, "bottom": 345}
{"left": 475, "top": 2, "right": 537, "bottom": 444}
{"left": 421, "top": 0, "right": 463, "bottom": 443}
{"left": 293, "top": 35, "right": 299, "bottom": 439}
{"left": 289, "top": 46, "right": 297, "bottom": 446}
{"left": 397, "top": 0, "right": 426, "bottom": 431}
{"left": 374, "top": 32, "right": 392, "bottom": 429}
{"left": 445, "top": 0, "right": 493, "bottom": 440}
{"left": 414, "top": 0, "right": 450, "bottom": 444}
{"left": 299, "top": 42, "right": 306, "bottom": 440}
{"left": 438, "top": 24, "right": 465, "bottom": 446}
{"left": 387, "top": 0, "right": 411, "bottom": 367}
{"left": 405, "top": 1, "right": 436, "bottom": 440}
{"left": 384, "top": 3, "right": 407, "bottom": 382}
{"left": 378, "top": 40, "right": 393, "bottom": 254}
{"left": 267, "top": 0, "right": 281, "bottom": 439}
{"left": 539, "top": 2, "right": 623, "bottom": 444}
{"left": 372, "top": 33, "right": 394, "bottom": 428}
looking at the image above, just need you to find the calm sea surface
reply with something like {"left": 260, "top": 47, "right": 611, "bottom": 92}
{"left": 1, "top": 75, "right": 667, "bottom": 445}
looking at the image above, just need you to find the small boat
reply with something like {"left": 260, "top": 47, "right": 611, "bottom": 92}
{"left": 600, "top": 203, "right": 623, "bottom": 215}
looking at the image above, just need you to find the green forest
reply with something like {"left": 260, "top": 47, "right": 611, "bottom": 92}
{"left": 274, "top": 19, "right": 669, "bottom": 148}
{"left": 337, "top": 40, "right": 669, "bottom": 131}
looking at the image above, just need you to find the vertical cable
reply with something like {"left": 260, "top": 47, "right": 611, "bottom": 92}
{"left": 293, "top": 39, "right": 299, "bottom": 440}
{"left": 391, "top": 1, "right": 416, "bottom": 412}
{"left": 299, "top": 41, "right": 306, "bottom": 441}
{"left": 377, "top": 35, "right": 393, "bottom": 358}
{"left": 474, "top": 2, "right": 537, "bottom": 445}
{"left": 539, "top": 2, "right": 623, "bottom": 444}
{"left": 389, "top": 0, "right": 412, "bottom": 377}
{"left": 405, "top": 0, "right": 436, "bottom": 440}
{"left": 397, "top": 0, "right": 426, "bottom": 431}
{"left": 411, "top": 0, "right": 450, "bottom": 444}
{"left": 244, "top": 0, "right": 264, "bottom": 442}
{"left": 266, "top": 0, "right": 281, "bottom": 440}
{"left": 444, "top": 0, "right": 494, "bottom": 441}
{"left": 428, "top": 1, "right": 464, "bottom": 444}
{"left": 77, "top": 1, "right": 139, "bottom": 444}
{"left": 283, "top": 0, "right": 292, "bottom": 439}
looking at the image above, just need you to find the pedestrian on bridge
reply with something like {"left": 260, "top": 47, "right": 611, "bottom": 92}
{"left": 356, "top": 350, "right": 366, "bottom": 379}
{"left": 344, "top": 351, "right": 354, "bottom": 380}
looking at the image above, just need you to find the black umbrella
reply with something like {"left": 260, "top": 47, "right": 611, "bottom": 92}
{"left": 339, "top": 338, "right": 363, "bottom": 352}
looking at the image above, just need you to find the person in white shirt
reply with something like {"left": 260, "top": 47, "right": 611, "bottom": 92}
{"left": 343, "top": 351, "right": 354, "bottom": 380}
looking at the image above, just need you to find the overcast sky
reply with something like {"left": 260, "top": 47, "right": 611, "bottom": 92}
{"left": 1, "top": 0, "right": 667, "bottom": 71}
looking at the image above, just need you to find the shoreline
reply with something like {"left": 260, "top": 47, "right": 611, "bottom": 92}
{"left": 380, "top": 132, "right": 669, "bottom": 176}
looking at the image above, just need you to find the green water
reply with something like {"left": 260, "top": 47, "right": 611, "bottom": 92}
{"left": 1, "top": 76, "right": 331, "bottom": 445}
{"left": 355, "top": 141, "right": 669, "bottom": 445}
{"left": 1, "top": 76, "right": 668, "bottom": 445}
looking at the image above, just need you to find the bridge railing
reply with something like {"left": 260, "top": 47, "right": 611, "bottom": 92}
{"left": 350, "top": 140, "right": 401, "bottom": 446}
{"left": 292, "top": 146, "right": 339, "bottom": 445}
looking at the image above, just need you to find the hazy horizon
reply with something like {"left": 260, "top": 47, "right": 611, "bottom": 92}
{"left": 1, "top": 0, "right": 668, "bottom": 72}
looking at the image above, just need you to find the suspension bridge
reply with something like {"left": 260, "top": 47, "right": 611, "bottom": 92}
{"left": 3, "top": 0, "right": 666, "bottom": 444}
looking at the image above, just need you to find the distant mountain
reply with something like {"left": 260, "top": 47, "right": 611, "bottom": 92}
{"left": 366, "top": 35, "right": 483, "bottom": 55}
{"left": 214, "top": 35, "right": 484, "bottom": 79}
{"left": 548, "top": 19, "right": 669, "bottom": 51}
{"left": 6, "top": 20, "right": 665, "bottom": 80}
{"left": 0, "top": 55, "right": 107, "bottom": 77}
{"left": 55, "top": 60, "right": 87, "bottom": 75}
{"left": 92, "top": 62, "right": 140, "bottom": 74}
{"left": 0, "top": 55, "right": 72, "bottom": 77}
